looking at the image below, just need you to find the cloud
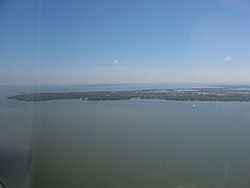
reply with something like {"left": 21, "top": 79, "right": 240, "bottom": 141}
{"left": 112, "top": 59, "right": 128, "bottom": 64}
{"left": 112, "top": 59, "right": 120, "bottom": 64}
{"left": 223, "top": 56, "right": 232, "bottom": 61}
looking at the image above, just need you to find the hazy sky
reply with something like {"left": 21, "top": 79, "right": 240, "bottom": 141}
{"left": 0, "top": 0, "right": 250, "bottom": 84}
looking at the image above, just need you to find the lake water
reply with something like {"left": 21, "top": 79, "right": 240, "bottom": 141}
{"left": 0, "top": 84, "right": 250, "bottom": 188}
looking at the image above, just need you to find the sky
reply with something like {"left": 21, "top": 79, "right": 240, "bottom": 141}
{"left": 0, "top": 0, "right": 250, "bottom": 84}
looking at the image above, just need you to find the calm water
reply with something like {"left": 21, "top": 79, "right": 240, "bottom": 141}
{"left": 0, "top": 84, "right": 250, "bottom": 188}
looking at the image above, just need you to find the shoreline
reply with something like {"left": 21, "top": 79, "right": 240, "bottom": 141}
{"left": 7, "top": 86, "right": 250, "bottom": 102}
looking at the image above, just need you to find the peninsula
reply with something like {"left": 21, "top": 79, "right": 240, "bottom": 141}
{"left": 7, "top": 85, "right": 250, "bottom": 102}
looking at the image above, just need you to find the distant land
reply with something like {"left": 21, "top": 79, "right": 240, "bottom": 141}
{"left": 7, "top": 85, "right": 250, "bottom": 102}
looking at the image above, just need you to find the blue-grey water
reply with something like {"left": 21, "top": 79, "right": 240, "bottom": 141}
{"left": 0, "top": 84, "right": 250, "bottom": 188}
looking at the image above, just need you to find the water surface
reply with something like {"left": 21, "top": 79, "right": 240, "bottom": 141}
{"left": 0, "top": 84, "right": 250, "bottom": 188}
{"left": 31, "top": 99, "right": 250, "bottom": 188}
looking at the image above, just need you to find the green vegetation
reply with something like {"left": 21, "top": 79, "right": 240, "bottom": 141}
{"left": 7, "top": 85, "right": 250, "bottom": 102}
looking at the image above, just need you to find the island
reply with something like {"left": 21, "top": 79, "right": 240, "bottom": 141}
{"left": 7, "top": 85, "right": 250, "bottom": 102}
